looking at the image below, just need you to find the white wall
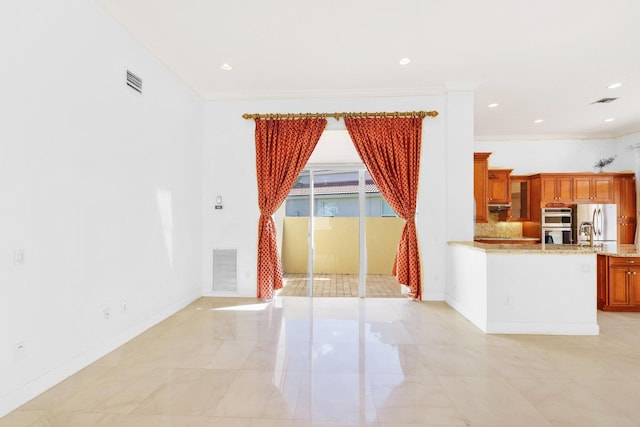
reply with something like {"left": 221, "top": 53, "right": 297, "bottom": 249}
{"left": 446, "top": 245, "right": 488, "bottom": 328}
{"left": 475, "top": 135, "right": 637, "bottom": 174}
{"left": 202, "top": 94, "right": 471, "bottom": 300}
{"left": 0, "top": 1, "right": 204, "bottom": 415}
{"left": 617, "top": 132, "right": 640, "bottom": 176}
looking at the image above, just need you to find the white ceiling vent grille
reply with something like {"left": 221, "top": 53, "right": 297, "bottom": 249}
{"left": 212, "top": 249, "right": 237, "bottom": 292}
{"left": 126, "top": 70, "right": 142, "bottom": 94}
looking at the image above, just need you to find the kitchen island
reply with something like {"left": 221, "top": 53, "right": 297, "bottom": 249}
{"left": 446, "top": 242, "right": 635, "bottom": 336}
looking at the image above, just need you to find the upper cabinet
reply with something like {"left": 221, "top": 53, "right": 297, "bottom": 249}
{"left": 573, "top": 175, "right": 614, "bottom": 203}
{"left": 474, "top": 152, "right": 491, "bottom": 223}
{"left": 540, "top": 175, "right": 573, "bottom": 203}
{"left": 488, "top": 169, "right": 512, "bottom": 204}
{"left": 614, "top": 173, "right": 637, "bottom": 244}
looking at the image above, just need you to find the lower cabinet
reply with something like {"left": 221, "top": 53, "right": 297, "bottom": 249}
{"left": 597, "top": 255, "right": 608, "bottom": 309}
{"left": 598, "top": 255, "right": 640, "bottom": 311}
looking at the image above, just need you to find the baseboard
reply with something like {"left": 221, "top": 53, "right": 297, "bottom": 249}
{"left": 485, "top": 322, "right": 600, "bottom": 336}
{"left": 422, "top": 291, "right": 445, "bottom": 301}
{"left": 444, "top": 296, "right": 487, "bottom": 333}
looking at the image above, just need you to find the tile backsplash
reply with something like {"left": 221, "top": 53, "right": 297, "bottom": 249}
{"left": 475, "top": 213, "right": 523, "bottom": 238}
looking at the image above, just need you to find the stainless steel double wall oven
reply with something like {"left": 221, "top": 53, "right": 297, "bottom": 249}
{"left": 541, "top": 207, "right": 572, "bottom": 244}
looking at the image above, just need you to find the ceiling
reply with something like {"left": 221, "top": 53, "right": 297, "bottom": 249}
{"left": 97, "top": 0, "right": 640, "bottom": 139}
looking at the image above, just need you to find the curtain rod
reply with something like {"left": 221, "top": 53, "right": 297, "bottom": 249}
{"left": 241, "top": 110, "right": 438, "bottom": 120}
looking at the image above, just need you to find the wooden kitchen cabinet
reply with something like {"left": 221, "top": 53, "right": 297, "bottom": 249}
{"left": 488, "top": 169, "right": 512, "bottom": 204}
{"left": 614, "top": 173, "right": 636, "bottom": 244}
{"left": 608, "top": 266, "right": 632, "bottom": 307}
{"left": 573, "top": 174, "right": 613, "bottom": 203}
{"left": 526, "top": 174, "right": 562, "bottom": 224}
{"left": 529, "top": 172, "right": 636, "bottom": 242}
{"left": 597, "top": 254, "right": 608, "bottom": 309}
{"left": 474, "top": 152, "right": 491, "bottom": 223}
{"left": 598, "top": 256, "right": 640, "bottom": 311}
{"left": 540, "top": 175, "right": 573, "bottom": 203}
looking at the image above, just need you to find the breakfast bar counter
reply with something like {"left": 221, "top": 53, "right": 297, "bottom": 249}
{"left": 452, "top": 241, "right": 640, "bottom": 256}
{"left": 445, "top": 241, "right": 619, "bottom": 335}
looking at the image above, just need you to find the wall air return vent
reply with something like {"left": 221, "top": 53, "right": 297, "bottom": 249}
{"left": 126, "top": 70, "right": 142, "bottom": 94}
{"left": 212, "top": 249, "right": 238, "bottom": 292}
{"left": 591, "top": 97, "right": 618, "bottom": 104}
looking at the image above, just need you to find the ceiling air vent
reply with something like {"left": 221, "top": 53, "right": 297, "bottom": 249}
{"left": 126, "top": 70, "right": 142, "bottom": 94}
{"left": 591, "top": 97, "right": 618, "bottom": 104}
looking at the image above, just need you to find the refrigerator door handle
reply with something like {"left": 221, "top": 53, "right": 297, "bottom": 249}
{"left": 592, "top": 209, "right": 598, "bottom": 236}
{"left": 597, "top": 208, "right": 603, "bottom": 237}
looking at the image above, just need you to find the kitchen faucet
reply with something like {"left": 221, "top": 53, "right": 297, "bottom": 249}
{"left": 579, "top": 221, "right": 594, "bottom": 247}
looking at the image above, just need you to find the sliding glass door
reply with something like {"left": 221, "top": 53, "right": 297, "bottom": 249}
{"left": 281, "top": 164, "right": 403, "bottom": 298}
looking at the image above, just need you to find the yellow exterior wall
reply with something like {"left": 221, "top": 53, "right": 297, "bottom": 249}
{"left": 282, "top": 217, "right": 405, "bottom": 274}
{"left": 365, "top": 217, "right": 405, "bottom": 274}
{"left": 282, "top": 217, "right": 309, "bottom": 273}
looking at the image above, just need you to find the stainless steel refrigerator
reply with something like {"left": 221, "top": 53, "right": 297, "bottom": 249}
{"left": 573, "top": 203, "right": 617, "bottom": 244}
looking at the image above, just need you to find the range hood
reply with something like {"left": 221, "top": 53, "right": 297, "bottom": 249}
{"left": 488, "top": 203, "right": 511, "bottom": 212}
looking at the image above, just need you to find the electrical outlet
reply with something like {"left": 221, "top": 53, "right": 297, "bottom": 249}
{"left": 14, "top": 341, "right": 27, "bottom": 362}
{"left": 103, "top": 307, "right": 111, "bottom": 320}
{"left": 14, "top": 249, "right": 25, "bottom": 266}
{"left": 121, "top": 302, "right": 128, "bottom": 312}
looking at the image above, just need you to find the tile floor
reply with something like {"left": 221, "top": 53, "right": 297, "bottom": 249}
{"left": 2, "top": 297, "right": 640, "bottom": 426}
{"left": 278, "top": 274, "right": 404, "bottom": 298}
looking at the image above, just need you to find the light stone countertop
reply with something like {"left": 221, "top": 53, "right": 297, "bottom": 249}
{"left": 448, "top": 241, "right": 640, "bottom": 256}
{"left": 473, "top": 236, "right": 540, "bottom": 241}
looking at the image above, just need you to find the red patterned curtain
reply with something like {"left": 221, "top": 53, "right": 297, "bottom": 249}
{"left": 344, "top": 117, "right": 423, "bottom": 300}
{"left": 255, "top": 118, "right": 327, "bottom": 300}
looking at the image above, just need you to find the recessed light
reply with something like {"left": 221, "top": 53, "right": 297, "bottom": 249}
{"left": 604, "top": 118, "right": 615, "bottom": 122}
{"left": 534, "top": 119, "right": 544, "bottom": 124}
{"left": 220, "top": 63, "right": 233, "bottom": 71}
{"left": 399, "top": 57, "right": 411, "bottom": 65}
{"left": 488, "top": 103, "right": 499, "bottom": 108}
{"left": 607, "top": 82, "right": 622, "bottom": 89}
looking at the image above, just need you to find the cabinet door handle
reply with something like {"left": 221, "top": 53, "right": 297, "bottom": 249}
{"left": 627, "top": 260, "right": 635, "bottom": 263}
{"left": 634, "top": 272, "right": 637, "bottom": 275}
{"left": 628, "top": 271, "right": 632, "bottom": 275}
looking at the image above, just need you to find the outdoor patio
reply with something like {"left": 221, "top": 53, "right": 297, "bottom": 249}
{"left": 278, "top": 273, "right": 405, "bottom": 298}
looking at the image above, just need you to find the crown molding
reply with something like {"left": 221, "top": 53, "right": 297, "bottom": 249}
{"left": 203, "top": 86, "right": 447, "bottom": 101}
